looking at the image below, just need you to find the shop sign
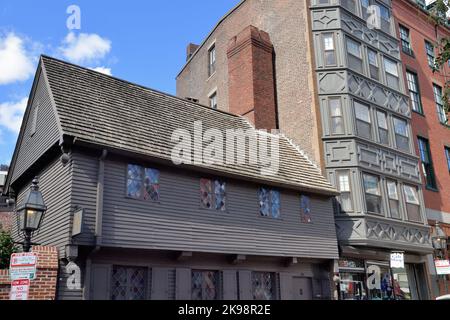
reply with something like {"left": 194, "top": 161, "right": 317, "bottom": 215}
{"left": 390, "top": 252, "right": 404, "bottom": 269}
{"left": 366, "top": 265, "right": 381, "bottom": 290}
{"left": 435, "top": 260, "right": 450, "bottom": 275}
{"left": 338, "top": 258, "right": 365, "bottom": 269}
{"left": 10, "top": 279, "right": 30, "bottom": 300}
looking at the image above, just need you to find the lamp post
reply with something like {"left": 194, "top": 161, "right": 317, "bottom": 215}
{"left": 432, "top": 222, "right": 448, "bottom": 295}
{"left": 16, "top": 177, "right": 46, "bottom": 252}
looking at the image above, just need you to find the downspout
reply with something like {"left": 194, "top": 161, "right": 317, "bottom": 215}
{"left": 83, "top": 148, "right": 107, "bottom": 300}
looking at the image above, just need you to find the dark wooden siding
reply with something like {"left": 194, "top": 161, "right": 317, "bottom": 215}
{"left": 11, "top": 71, "right": 60, "bottom": 183}
{"left": 12, "top": 155, "right": 72, "bottom": 258}
{"left": 89, "top": 157, "right": 339, "bottom": 259}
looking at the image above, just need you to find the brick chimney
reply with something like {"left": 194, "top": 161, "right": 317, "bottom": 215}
{"left": 227, "top": 25, "right": 277, "bottom": 130}
{"left": 186, "top": 43, "right": 199, "bottom": 61}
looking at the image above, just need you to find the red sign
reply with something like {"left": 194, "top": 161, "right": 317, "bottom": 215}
{"left": 10, "top": 253, "right": 37, "bottom": 267}
{"left": 10, "top": 279, "right": 30, "bottom": 300}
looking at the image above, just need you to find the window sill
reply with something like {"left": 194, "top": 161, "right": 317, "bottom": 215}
{"left": 425, "top": 186, "right": 439, "bottom": 193}
{"left": 412, "top": 110, "right": 425, "bottom": 117}
{"left": 207, "top": 71, "right": 216, "bottom": 82}
{"left": 402, "top": 49, "right": 415, "bottom": 58}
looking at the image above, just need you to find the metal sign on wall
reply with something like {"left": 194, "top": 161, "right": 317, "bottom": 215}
{"left": 10, "top": 279, "right": 30, "bottom": 300}
{"left": 9, "top": 252, "right": 37, "bottom": 280}
{"left": 390, "top": 252, "right": 405, "bottom": 269}
{"left": 435, "top": 260, "right": 450, "bottom": 275}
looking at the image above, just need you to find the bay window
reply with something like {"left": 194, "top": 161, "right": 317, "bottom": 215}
{"left": 403, "top": 185, "right": 421, "bottom": 222}
{"left": 337, "top": 171, "right": 353, "bottom": 212}
{"left": 384, "top": 58, "right": 399, "bottom": 90}
{"left": 393, "top": 117, "right": 409, "bottom": 152}
{"left": 355, "top": 101, "right": 372, "bottom": 140}
{"left": 347, "top": 38, "right": 363, "bottom": 73}
{"left": 330, "top": 98, "right": 344, "bottom": 134}
{"left": 323, "top": 33, "right": 337, "bottom": 66}
{"left": 376, "top": 110, "right": 389, "bottom": 145}
{"left": 387, "top": 180, "right": 401, "bottom": 219}
{"left": 368, "top": 48, "right": 379, "bottom": 81}
{"left": 363, "top": 173, "right": 382, "bottom": 214}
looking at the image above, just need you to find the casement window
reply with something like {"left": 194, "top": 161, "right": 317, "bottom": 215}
{"left": 393, "top": 117, "right": 410, "bottom": 152}
{"left": 346, "top": 38, "right": 363, "bottom": 73}
{"left": 446, "top": 147, "right": 450, "bottom": 171}
{"left": 252, "top": 272, "right": 277, "bottom": 300}
{"left": 329, "top": 98, "right": 344, "bottom": 134}
{"left": 337, "top": 171, "right": 353, "bottom": 212}
{"left": 126, "top": 164, "right": 160, "bottom": 201}
{"left": 433, "top": 84, "right": 447, "bottom": 124}
{"left": 418, "top": 137, "right": 437, "bottom": 190}
{"left": 200, "top": 178, "right": 226, "bottom": 211}
{"left": 384, "top": 58, "right": 399, "bottom": 90}
{"left": 208, "top": 45, "right": 216, "bottom": 76}
{"left": 403, "top": 185, "right": 421, "bottom": 222}
{"left": 425, "top": 41, "right": 435, "bottom": 69}
{"left": 354, "top": 101, "right": 372, "bottom": 140}
{"left": 406, "top": 71, "right": 423, "bottom": 114}
{"left": 111, "top": 266, "right": 148, "bottom": 300}
{"left": 376, "top": 110, "right": 389, "bottom": 145}
{"left": 323, "top": 33, "right": 337, "bottom": 66}
{"left": 368, "top": 48, "right": 379, "bottom": 81}
{"left": 209, "top": 91, "right": 217, "bottom": 109}
{"left": 192, "top": 270, "right": 220, "bottom": 300}
{"left": 363, "top": 173, "right": 382, "bottom": 214}
{"left": 258, "top": 187, "right": 281, "bottom": 219}
{"left": 399, "top": 25, "right": 413, "bottom": 55}
{"left": 386, "top": 180, "right": 401, "bottom": 219}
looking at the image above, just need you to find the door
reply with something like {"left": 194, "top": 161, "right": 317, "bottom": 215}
{"left": 292, "top": 277, "right": 312, "bottom": 300}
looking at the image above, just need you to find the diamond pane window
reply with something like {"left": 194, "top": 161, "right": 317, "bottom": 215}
{"left": 300, "top": 195, "right": 312, "bottom": 223}
{"left": 192, "top": 270, "right": 220, "bottom": 300}
{"left": 252, "top": 272, "right": 276, "bottom": 300}
{"left": 201, "top": 179, "right": 226, "bottom": 211}
{"left": 127, "top": 164, "right": 160, "bottom": 201}
{"left": 111, "top": 266, "right": 147, "bottom": 300}
{"left": 258, "top": 188, "right": 281, "bottom": 219}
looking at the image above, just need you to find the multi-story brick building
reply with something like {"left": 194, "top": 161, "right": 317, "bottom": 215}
{"left": 393, "top": 0, "right": 450, "bottom": 297}
{"left": 177, "top": 0, "right": 436, "bottom": 299}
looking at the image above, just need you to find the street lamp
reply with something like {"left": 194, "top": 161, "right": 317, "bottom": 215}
{"left": 432, "top": 222, "right": 448, "bottom": 296}
{"left": 16, "top": 177, "right": 46, "bottom": 252}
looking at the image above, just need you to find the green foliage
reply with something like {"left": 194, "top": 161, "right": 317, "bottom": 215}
{"left": 0, "top": 228, "right": 17, "bottom": 269}
{"left": 430, "top": 0, "right": 450, "bottom": 118}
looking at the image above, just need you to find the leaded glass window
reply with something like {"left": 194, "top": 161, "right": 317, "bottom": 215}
{"left": 258, "top": 188, "right": 281, "bottom": 219}
{"left": 111, "top": 266, "right": 147, "bottom": 300}
{"left": 300, "top": 195, "right": 312, "bottom": 223}
{"left": 192, "top": 270, "right": 220, "bottom": 300}
{"left": 252, "top": 272, "right": 276, "bottom": 300}
{"left": 127, "top": 164, "right": 160, "bottom": 201}
{"left": 200, "top": 178, "right": 226, "bottom": 211}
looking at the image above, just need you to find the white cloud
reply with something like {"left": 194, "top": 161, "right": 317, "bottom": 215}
{"left": 60, "top": 32, "right": 111, "bottom": 63}
{"left": 0, "top": 33, "right": 35, "bottom": 85}
{"left": 90, "top": 66, "right": 112, "bottom": 76}
{"left": 0, "top": 97, "right": 28, "bottom": 133}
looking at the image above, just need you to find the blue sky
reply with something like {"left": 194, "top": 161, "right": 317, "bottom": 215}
{"left": 0, "top": 0, "right": 241, "bottom": 166}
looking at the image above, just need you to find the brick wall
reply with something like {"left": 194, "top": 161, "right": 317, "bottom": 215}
{"left": 0, "top": 246, "right": 59, "bottom": 300}
{"left": 0, "top": 212, "right": 12, "bottom": 232}
{"left": 393, "top": 0, "right": 450, "bottom": 216}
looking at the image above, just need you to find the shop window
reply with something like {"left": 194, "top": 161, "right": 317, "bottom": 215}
{"left": 111, "top": 266, "right": 147, "bottom": 300}
{"left": 347, "top": 38, "right": 363, "bottom": 74}
{"left": 387, "top": 180, "right": 401, "bottom": 219}
{"left": 376, "top": 110, "right": 389, "bottom": 145}
{"left": 192, "top": 270, "right": 220, "bottom": 300}
{"left": 337, "top": 171, "right": 353, "bottom": 212}
{"left": 418, "top": 137, "right": 437, "bottom": 190}
{"left": 368, "top": 48, "right": 379, "bottom": 81}
{"left": 403, "top": 185, "right": 421, "bottom": 222}
{"left": 393, "top": 117, "right": 409, "bottom": 152}
{"left": 126, "top": 164, "right": 160, "bottom": 201}
{"left": 252, "top": 272, "right": 276, "bottom": 300}
{"left": 258, "top": 187, "right": 281, "bottom": 219}
{"left": 200, "top": 178, "right": 226, "bottom": 211}
{"left": 329, "top": 98, "right": 344, "bottom": 134}
{"left": 323, "top": 33, "right": 337, "bottom": 66}
{"left": 354, "top": 101, "right": 372, "bottom": 140}
{"left": 406, "top": 71, "right": 423, "bottom": 114}
{"left": 363, "top": 173, "right": 382, "bottom": 214}
{"left": 384, "top": 58, "right": 399, "bottom": 91}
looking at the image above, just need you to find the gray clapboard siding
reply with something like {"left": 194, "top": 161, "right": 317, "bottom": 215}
{"left": 98, "top": 159, "right": 338, "bottom": 259}
{"left": 57, "top": 260, "right": 85, "bottom": 300}
{"left": 11, "top": 71, "right": 60, "bottom": 184}
{"left": 13, "top": 155, "right": 72, "bottom": 258}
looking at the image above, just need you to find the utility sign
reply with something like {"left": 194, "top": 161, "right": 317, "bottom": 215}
{"left": 10, "top": 279, "right": 30, "bottom": 300}
{"left": 9, "top": 252, "right": 37, "bottom": 280}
